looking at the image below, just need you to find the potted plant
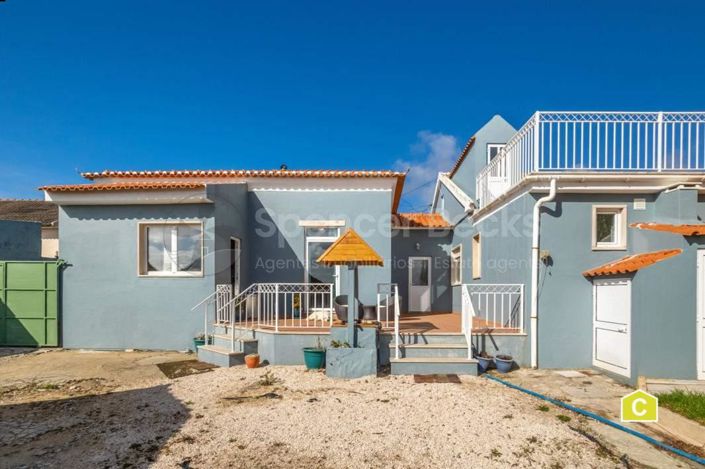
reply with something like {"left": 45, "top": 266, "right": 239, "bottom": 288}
{"left": 476, "top": 351, "right": 493, "bottom": 373}
{"left": 193, "top": 333, "right": 207, "bottom": 351}
{"left": 245, "top": 353, "right": 260, "bottom": 368}
{"left": 303, "top": 337, "right": 326, "bottom": 370}
{"left": 293, "top": 293, "right": 301, "bottom": 319}
{"left": 495, "top": 354, "right": 514, "bottom": 373}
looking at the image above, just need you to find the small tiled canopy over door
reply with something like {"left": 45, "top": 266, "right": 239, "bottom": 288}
{"left": 0, "top": 261, "right": 59, "bottom": 346}
{"left": 592, "top": 278, "right": 631, "bottom": 377}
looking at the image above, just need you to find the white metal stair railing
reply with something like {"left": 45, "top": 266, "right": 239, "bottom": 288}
{"left": 476, "top": 111, "right": 705, "bottom": 208}
{"left": 191, "top": 284, "right": 233, "bottom": 348}
{"left": 376, "top": 283, "right": 400, "bottom": 329}
{"left": 463, "top": 284, "right": 524, "bottom": 332}
{"left": 461, "top": 285, "right": 474, "bottom": 359}
{"left": 380, "top": 283, "right": 403, "bottom": 360}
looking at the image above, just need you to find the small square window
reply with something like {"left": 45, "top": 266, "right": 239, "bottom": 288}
{"left": 450, "top": 245, "right": 462, "bottom": 286}
{"left": 487, "top": 144, "right": 505, "bottom": 163}
{"left": 139, "top": 223, "right": 203, "bottom": 276}
{"left": 592, "top": 206, "right": 627, "bottom": 250}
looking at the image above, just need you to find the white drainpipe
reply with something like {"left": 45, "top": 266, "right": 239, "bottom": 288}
{"left": 530, "top": 178, "right": 557, "bottom": 369}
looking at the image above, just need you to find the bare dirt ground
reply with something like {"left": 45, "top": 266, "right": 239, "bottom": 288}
{"left": 0, "top": 349, "right": 694, "bottom": 468}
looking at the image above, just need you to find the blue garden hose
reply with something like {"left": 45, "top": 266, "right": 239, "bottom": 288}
{"left": 484, "top": 373, "right": 705, "bottom": 466}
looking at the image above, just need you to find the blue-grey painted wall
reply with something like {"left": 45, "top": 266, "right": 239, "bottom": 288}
{"left": 59, "top": 204, "right": 215, "bottom": 350}
{"left": 448, "top": 115, "right": 516, "bottom": 200}
{"left": 209, "top": 184, "right": 249, "bottom": 288}
{"left": 391, "top": 229, "right": 453, "bottom": 312}
{"left": 0, "top": 220, "right": 42, "bottom": 260}
{"left": 247, "top": 190, "right": 392, "bottom": 306}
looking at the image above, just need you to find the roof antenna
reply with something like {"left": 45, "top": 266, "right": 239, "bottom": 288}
{"left": 280, "top": 164, "right": 288, "bottom": 170}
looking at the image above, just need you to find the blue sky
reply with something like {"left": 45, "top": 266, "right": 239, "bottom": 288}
{"left": 2, "top": 1, "right": 705, "bottom": 210}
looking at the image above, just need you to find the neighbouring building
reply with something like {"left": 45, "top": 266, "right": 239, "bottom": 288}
{"left": 0, "top": 200, "right": 59, "bottom": 258}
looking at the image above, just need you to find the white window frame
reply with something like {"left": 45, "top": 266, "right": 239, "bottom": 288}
{"left": 303, "top": 223, "right": 342, "bottom": 294}
{"left": 472, "top": 234, "right": 481, "bottom": 279}
{"left": 450, "top": 244, "right": 462, "bottom": 286}
{"left": 486, "top": 143, "right": 505, "bottom": 164}
{"left": 138, "top": 221, "right": 204, "bottom": 277}
{"left": 592, "top": 205, "right": 627, "bottom": 251}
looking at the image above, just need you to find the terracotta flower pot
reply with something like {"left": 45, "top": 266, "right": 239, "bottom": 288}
{"left": 245, "top": 354, "right": 260, "bottom": 369}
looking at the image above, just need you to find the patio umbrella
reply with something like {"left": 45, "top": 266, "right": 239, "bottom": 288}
{"left": 317, "top": 228, "right": 383, "bottom": 346}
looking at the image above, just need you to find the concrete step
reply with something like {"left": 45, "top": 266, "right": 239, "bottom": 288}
{"left": 390, "top": 357, "right": 478, "bottom": 376}
{"left": 397, "top": 343, "right": 469, "bottom": 359}
{"left": 388, "top": 332, "right": 467, "bottom": 345}
{"left": 197, "top": 345, "right": 244, "bottom": 368}
{"left": 213, "top": 323, "right": 255, "bottom": 338}
{"left": 212, "top": 333, "right": 258, "bottom": 354}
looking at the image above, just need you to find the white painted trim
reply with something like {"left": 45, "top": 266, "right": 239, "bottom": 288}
{"left": 473, "top": 173, "right": 705, "bottom": 219}
{"left": 230, "top": 237, "right": 241, "bottom": 295}
{"left": 137, "top": 220, "right": 205, "bottom": 278}
{"left": 591, "top": 205, "right": 628, "bottom": 251}
{"left": 472, "top": 234, "right": 482, "bottom": 280}
{"left": 450, "top": 244, "right": 462, "bottom": 286}
{"left": 45, "top": 189, "right": 211, "bottom": 205}
{"left": 304, "top": 232, "right": 341, "bottom": 294}
{"left": 592, "top": 278, "right": 632, "bottom": 378}
{"left": 408, "top": 256, "right": 432, "bottom": 312}
{"left": 298, "top": 220, "right": 346, "bottom": 227}
{"left": 438, "top": 173, "right": 474, "bottom": 211}
{"left": 697, "top": 250, "right": 705, "bottom": 380}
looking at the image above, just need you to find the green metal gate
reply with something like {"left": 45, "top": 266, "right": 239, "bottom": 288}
{"left": 0, "top": 261, "right": 60, "bottom": 346}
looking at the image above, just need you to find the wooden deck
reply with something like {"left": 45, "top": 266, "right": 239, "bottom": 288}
{"left": 233, "top": 312, "right": 519, "bottom": 334}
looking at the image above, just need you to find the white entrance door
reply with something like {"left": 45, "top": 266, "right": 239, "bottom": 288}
{"left": 593, "top": 278, "right": 631, "bottom": 377}
{"left": 697, "top": 251, "right": 705, "bottom": 380}
{"left": 409, "top": 257, "right": 431, "bottom": 312}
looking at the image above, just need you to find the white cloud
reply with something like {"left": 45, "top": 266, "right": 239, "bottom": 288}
{"left": 394, "top": 130, "right": 459, "bottom": 212}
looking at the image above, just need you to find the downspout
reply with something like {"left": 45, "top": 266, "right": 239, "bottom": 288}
{"left": 530, "top": 178, "right": 557, "bottom": 368}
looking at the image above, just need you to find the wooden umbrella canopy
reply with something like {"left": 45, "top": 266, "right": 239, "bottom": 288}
{"left": 316, "top": 228, "right": 383, "bottom": 266}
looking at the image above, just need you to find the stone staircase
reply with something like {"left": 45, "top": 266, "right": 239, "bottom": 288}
{"left": 389, "top": 332, "right": 478, "bottom": 375}
{"left": 197, "top": 324, "right": 258, "bottom": 368}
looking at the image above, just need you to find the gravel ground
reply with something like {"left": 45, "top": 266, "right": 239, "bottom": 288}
{"left": 1, "top": 357, "right": 619, "bottom": 468}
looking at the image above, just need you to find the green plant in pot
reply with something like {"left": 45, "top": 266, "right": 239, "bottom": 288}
{"left": 193, "top": 333, "right": 207, "bottom": 351}
{"left": 303, "top": 337, "right": 326, "bottom": 369}
{"left": 293, "top": 293, "right": 301, "bottom": 319}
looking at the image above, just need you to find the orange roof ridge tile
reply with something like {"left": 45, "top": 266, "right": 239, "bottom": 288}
{"left": 583, "top": 248, "right": 682, "bottom": 277}
{"left": 81, "top": 169, "right": 406, "bottom": 180}
{"left": 448, "top": 136, "right": 476, "bottom": 178}
{"left": 39, "top": 182, "right": 206, "bottom": 192}
{"left": 630, "top": 222, "right": 705, "bottom": 236}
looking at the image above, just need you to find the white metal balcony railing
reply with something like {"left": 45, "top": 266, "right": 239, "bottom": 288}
{"left": 461, "top": 284, "right": 524, "bottom": 335}
{"left": 219, "top": 283, "right": 335, "bottom": 332}
{"left": 476, "top": 111, "right": 705, "bottom": 207}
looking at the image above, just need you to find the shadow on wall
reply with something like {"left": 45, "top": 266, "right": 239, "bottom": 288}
{"left": 0, "top": 384, "right": 190, "bottom": 467}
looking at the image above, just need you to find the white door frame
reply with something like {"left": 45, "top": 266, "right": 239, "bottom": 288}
{"left": 230, "top": 237, "right": 241, "bottom": 295}
{"left": 697, "top": 250, "right": 705, "bottom": 380}
{"left": 304, "top": 235, "right": 340, "bottom": 294}
{"left": 592, "top": 278, "right": 631, "bottom": 378}
{"left": 408, "top": 256, "right": 432, "bottom": 312}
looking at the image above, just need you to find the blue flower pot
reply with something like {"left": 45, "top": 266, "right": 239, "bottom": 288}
{"left": 303, "top": 348, "right": 326, "bottom": 369}
{"left": 476, "top": 356, "right": 493, "bottom": 373}
{"left": 495, "top": 355, "right": 514, "bottom": 373}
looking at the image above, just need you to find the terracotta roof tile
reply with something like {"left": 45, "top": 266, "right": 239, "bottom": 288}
{"left": 583, "top": 249, "right": 682, "bottom": 277}
{"left": 630, "top": 222, "right": 705, "bottom": 236}
{"left": 448, "top": 137, "right": 476, "bottom": 178}
{"left": 392, "top": 212, "right": 451, "bottom": 229}
{"left": 317, "top": 228, "right": 383, "bottom": 266}
{"left": 39, "top": 182, "right": 206, "bottom": 192}
{"left": 78, "top": 169, "right": 407, "bottom": 213}
{"left": 0, "top": 200, "right": 58, "bottom": 226}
